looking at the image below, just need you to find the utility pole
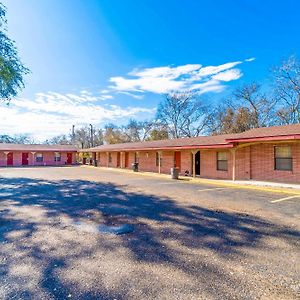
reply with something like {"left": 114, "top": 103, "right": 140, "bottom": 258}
{"left": 72, "top": 125, "right": 75, "bottom": 144}
{"left": 90, "top": 124, "right": 94, "bottom": 147}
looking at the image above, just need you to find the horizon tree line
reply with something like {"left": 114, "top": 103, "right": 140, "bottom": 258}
{"left": 1, "top": 55, "right": 300, "bottom": 147}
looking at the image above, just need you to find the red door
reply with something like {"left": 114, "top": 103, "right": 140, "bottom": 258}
{"left": 22, "top": 153, "right": 29, "bottom": 165}
{"left": 125, "top": 152, "right": 129, "bottom": 168}
{"left": 174, "top": 152, "right": 181, "bottom": 171}
{"left": 67, "top": 153, "right": 72, "bottom": 164}
{"left": 7, "top": 152, "right": 13, "bottom": 166}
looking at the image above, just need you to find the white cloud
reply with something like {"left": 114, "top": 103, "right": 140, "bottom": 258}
{"left": 117, "top": 91, "right": 144, "bottom": 99}
{"left": 245, "top": 57, "right": 255, "bottom": 62}
{"left": 108, "top": 59, "right": 250, "bottom": 96}
{"left": 212, "top": 69, "right": 242, "bottom": 82}
{"left": 0, "top": 91, "right": 155, "bottom": 141}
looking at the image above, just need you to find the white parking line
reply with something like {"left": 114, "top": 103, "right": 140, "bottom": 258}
{"left": 271, "top": 195, "right": 300, "bottom": 203}
{"left": 198, "top": 187, "right": 229, "bottom": 192}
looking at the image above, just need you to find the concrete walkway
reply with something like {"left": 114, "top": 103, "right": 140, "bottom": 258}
{"left": 82, "top": 165, "right": 300, "bottom": 194}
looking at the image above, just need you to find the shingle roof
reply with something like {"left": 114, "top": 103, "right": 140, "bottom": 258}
{"left": 225, "top": 123, "right": 300, "bottom": 141}
{"left": 82, "top": 133, "right": 238, "bottom": 152}
{"left": 82, "top": 123, "right": 300, "bottom": 152}
{"left": 0, "top": 143, "right": 77, "bottom": 152}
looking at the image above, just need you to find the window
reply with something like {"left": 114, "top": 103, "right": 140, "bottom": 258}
{"left": 217, "top": 151, "right": 228, "bottom": 171}
{"left": 108, "top": 153, "right": 112, "bottom": 163}
{"left": 54, "top": 152, "right": 61, "bottom": 162}
{"left": 156, "top": 152, "right": 162, "bottom": 167}
{"left": 275, "top": 146, "right": 292, "bottom": 171}
{"left": 36, "top": 153, "right": 43, "bottom": 162}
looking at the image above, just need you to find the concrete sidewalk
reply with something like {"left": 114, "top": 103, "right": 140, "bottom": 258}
{"left": 81, "top": 165, "right": 300, "bottom": 195}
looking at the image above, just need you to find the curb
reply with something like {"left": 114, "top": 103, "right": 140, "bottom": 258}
{"left": 80, "top": 165, "right": 300, "bottom": 196}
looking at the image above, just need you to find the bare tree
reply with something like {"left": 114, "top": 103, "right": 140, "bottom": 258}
{"left": 74, "top": 126, "right": 103, "bottom": 148}
{"left": 156, "top": 91, "right": 209, "bottom": 138}
{"left": 121, "top": 119, "right": 152, "bottom": 142}
{"left": 44, "top": 134, "right": 71, "bottom": 145}
{"left": 233, "top": 83, "right": 276, "bottom": 127}
{"left": 273, "top": 55, "right": 300, "bottom": 124}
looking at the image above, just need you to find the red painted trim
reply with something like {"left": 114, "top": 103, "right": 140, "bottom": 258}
{"left": 226, "top": 134, "right": 300, "bottom": 143}
{"left": 82, "top": 143, "right": 234, "bottom": 153}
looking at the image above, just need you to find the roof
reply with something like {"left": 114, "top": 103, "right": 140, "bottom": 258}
{"left": 225, "top": 123, "right": 300, "bottom": 142}
{"left": 82, "top": 123, "right": 300, "bottom": 152}
{"left": 0, "top": 143, "right": 78, "bottom": 152}
{"left": 81, "top": 133, "right": 238, "bottom": 152}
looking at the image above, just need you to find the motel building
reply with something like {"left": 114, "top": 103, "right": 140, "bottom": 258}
{"left": 0, "top": 144, "right": 77, "bottom": 167}
{"left": 82, "top": 124, "right": 300, "bottom": 184}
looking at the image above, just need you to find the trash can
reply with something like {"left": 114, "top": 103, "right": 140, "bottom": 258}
{"left": 171, "top": 167, "right": 179, "bottom": 179}
{"left": 132, "top": 162, "right": 139, "bottom": 172}
{"left": 94, "top": 159, "right": 98, "bottom": 167}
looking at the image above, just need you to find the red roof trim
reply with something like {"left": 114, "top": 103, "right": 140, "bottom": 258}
{"left": 82, "top": 143, "right": 233, "bottom": 153}
{"left": 225, "top": 134, "right": 300, "bottom": 143}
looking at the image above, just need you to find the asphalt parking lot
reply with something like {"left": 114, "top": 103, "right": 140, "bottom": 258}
{"left": 0, "top": 166, "right": 299, "bottom": 299}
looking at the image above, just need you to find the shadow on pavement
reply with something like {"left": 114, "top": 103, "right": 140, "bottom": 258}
{"left": 0, "top": 176, "right": 299, "bottom": 299}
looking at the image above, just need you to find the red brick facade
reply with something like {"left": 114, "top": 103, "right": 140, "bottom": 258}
{"left": 93, "top": 142, "right": 300, "bottom": 183}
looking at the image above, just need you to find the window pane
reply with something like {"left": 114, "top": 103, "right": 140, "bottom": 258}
{"left": 217, "top": 152, "right": 227, "bottom": 160}
{"left": 217, "top": 160, "right": 228, "bottom": 171}
{"left": 36, "top": 153, "right": 43, "bottom": 162}
{"left": 275, "top": 146, "right": 291, "bottom": 158}
{"left": 275, "top": 158, "right": 292, "bottom": 171}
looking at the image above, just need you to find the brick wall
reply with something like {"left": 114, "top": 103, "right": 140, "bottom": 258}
{"left": 92, "top": 143, "right": 299, "bottom": 183}
{"left": 0, "top": 151, "right": 76, "bottom": 167}
{"left": 250, "top": 143, "right": 300, "bottom": 183}
{"left": 200, "top": 149, "right": 232, "bottom": 179}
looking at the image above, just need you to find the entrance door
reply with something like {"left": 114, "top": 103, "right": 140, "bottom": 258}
{"left": 117, "top": 152, "right": 120, "bottom": 167}
{"left": 67, "top": 153, "right": 72, "bottom": 164}
{"left": 7, "top": 152, "right": 13, "bottom": 166}
{"left": 22, "top": 153, "right": 29, "bottom": 165}
{"left": 125, "top": 152, "right": 129, "bottom": 168}
{"left": 174, "top": 151, "right": 181, "bottom": 171}
{"left": 195, "top": 151, "right": 200, "bottom": 175}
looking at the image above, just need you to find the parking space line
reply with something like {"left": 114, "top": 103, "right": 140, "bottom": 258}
{"left": 198, "top": 187, "right": 229, "bottom": 192}
{"left": 271, "top": 195, "right": 300, "bottom": 203}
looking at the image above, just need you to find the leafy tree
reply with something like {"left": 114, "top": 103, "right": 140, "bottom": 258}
{"left": 0, "top": 134, "right": 34, "bottom": 144}
{"left": 103, "top": 123, "right": 127, "bottom": 144}
{"left": 147, "top": 123, "right": 169, "bottom": 141}
{"left": 0, "top": 4, "right": 29, "bottom": 102}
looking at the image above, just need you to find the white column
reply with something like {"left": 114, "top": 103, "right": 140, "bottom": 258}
{"left": 31, "top": 152, "right": 36, "bottom": 166}
{"left": 120, "top": 152, "right": 124, "bottom": 168}
{"left": 158, "top": 151, "right": 162, "bottom": 174}
{"left": 191, "top": 150, "right": 197, "bottom": 178}
{"left": 3, "top": 152, "right": 9, "bottom": 166}
{"left": 231, "top": 148, "right": 237, "bottom": 181}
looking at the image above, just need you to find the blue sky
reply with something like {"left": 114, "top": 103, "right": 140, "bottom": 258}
{"left": 1, "top": 0, "right": 300, "bottom": 140}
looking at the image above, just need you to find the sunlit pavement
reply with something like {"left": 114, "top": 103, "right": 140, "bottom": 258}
{"left": 0, "top": 166, "right": 299, "bottom": 299}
